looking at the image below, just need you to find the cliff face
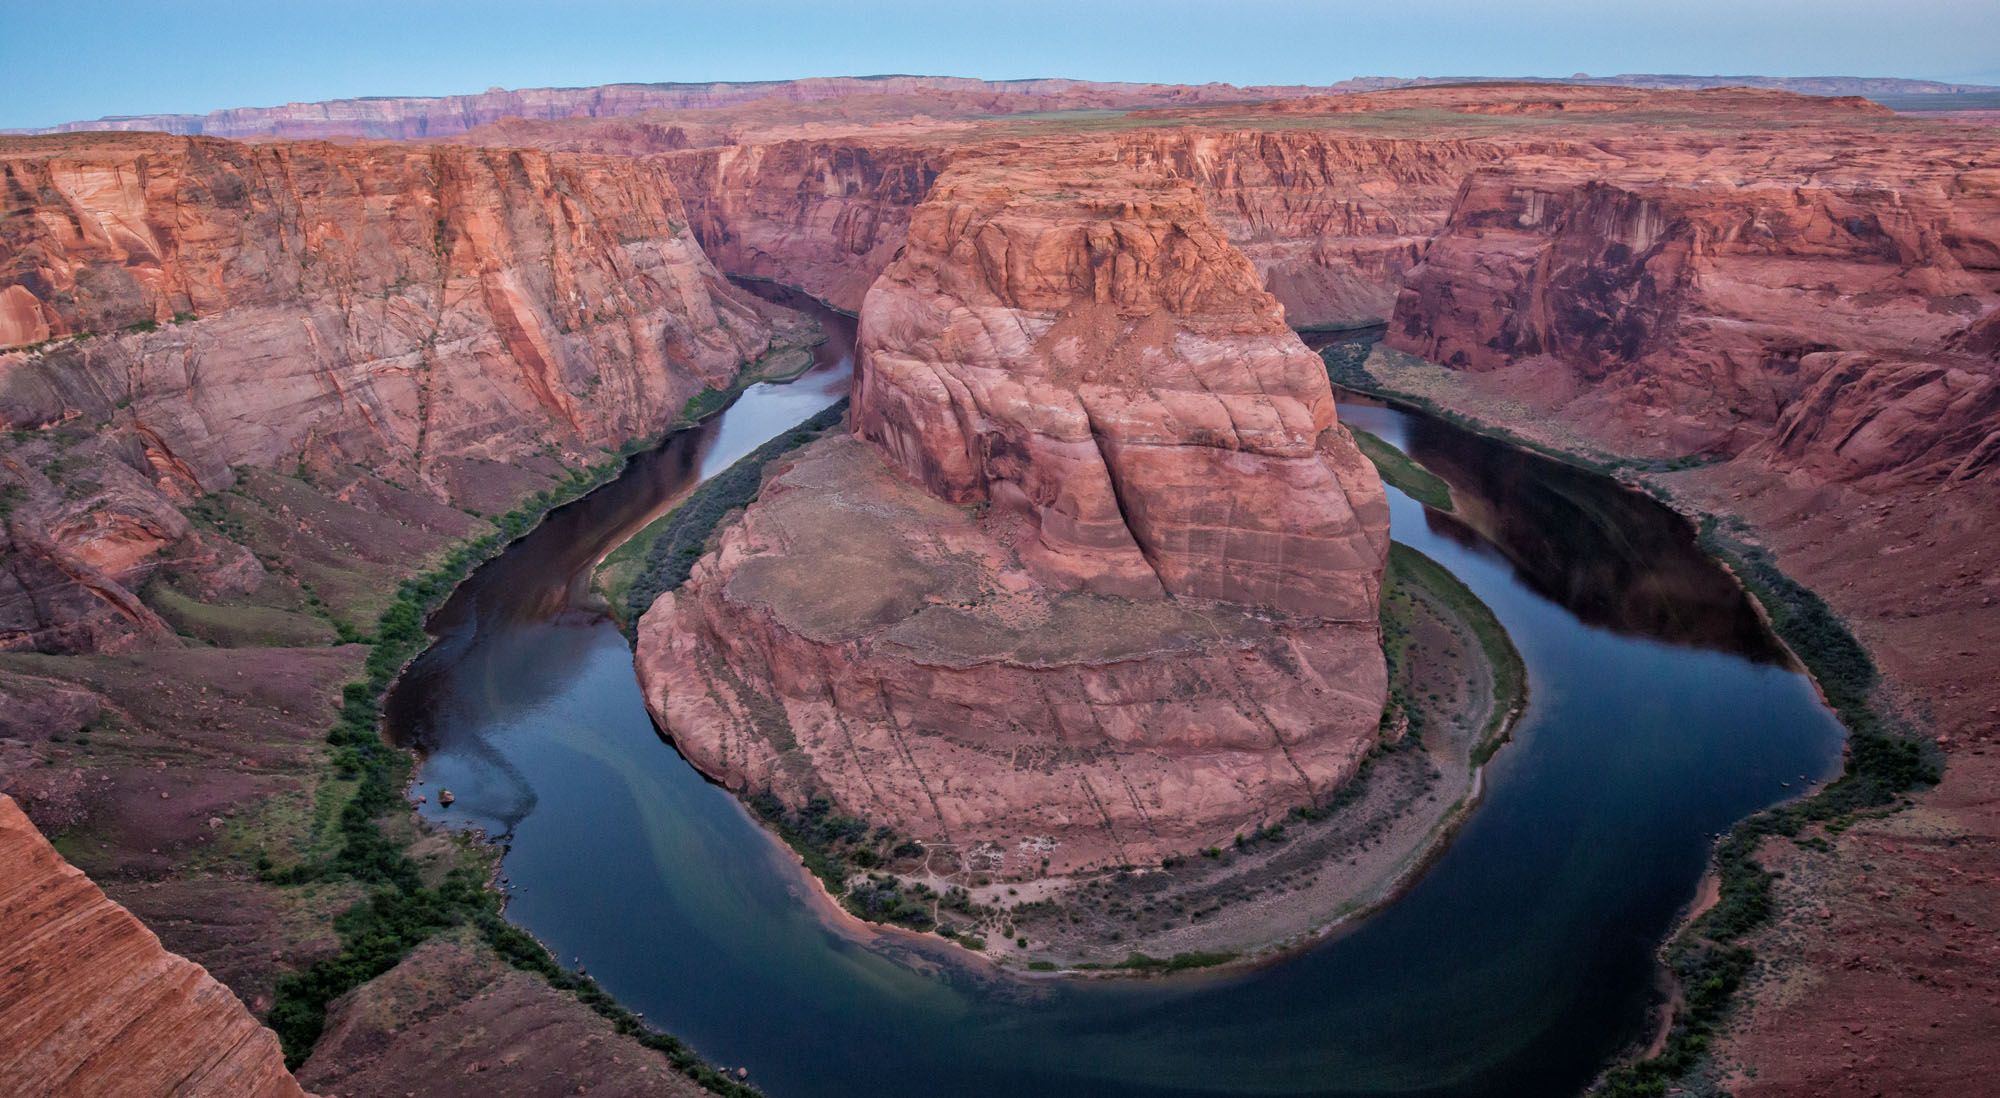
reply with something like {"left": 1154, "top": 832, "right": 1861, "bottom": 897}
{"left": 657, "top": 129, "right": 1495, "bottom": 331}
{"left": 852, "top": 145, "right": 1388, "bottom": 615}
{"left": 0, "top": 795, "right": 308, "bottom": 1097}
{"left": 1387, "top": 145, "right": 2000, "bottom": 455}
{"left": 638, "top": 149, "right": 1388, "bottom": 875}
{"left": 0, "top": 133, "right": 782, "bottom": 654}
{"left": 663, "top": 139, "right": 950, "bottom": 312}
{"left": 1111, "top": 131, "right": 1504, "bottom": 329}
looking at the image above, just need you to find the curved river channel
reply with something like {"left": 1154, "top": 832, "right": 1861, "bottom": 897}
{"left": 385, "top": 288, "right": 1845, "bottom": 1098}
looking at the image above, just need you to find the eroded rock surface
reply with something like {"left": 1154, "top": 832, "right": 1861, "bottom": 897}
{"left": 639, "top": 150, "right": 1388, "bottom": 874}
{"left": 1, "top": 132, "right": 789, "bottom": 654}
{"left": 0, "top": 795, "right": 308, "bottom": 1097}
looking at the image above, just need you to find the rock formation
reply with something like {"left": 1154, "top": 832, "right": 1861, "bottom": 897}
{"left": 638, "top": 148, "right": 1389, "bottom": 874}
{"left": 1, "top": 132, "right": 789, "bottom": 654}
{"left": 1383, "top": 106, "right": 2000, "bottom": 455}
{"left": 0, "top": 794, "right": 309, "bottom": 1097}
{"left": 664, "top": 139, "right": 950, "bottom": 313}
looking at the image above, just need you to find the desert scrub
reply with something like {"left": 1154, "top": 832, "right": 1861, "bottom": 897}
{"left": 1386, "top": 543, "right": 1524, "bottom": 755}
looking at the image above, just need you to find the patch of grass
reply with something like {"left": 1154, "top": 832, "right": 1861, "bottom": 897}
{"left": 1070, "top": 950, "right": 1239, "bottom": 973}
{"left": 143, "top": 578, "right": 339, "bottom": 648}
{"left": 621, "top": 400, "right": 847, "bottom": 626}
{"left": 1387, "top": 543, "right": 1524, "bottom": 755}
{"left": 1350, "top": 426, "right": 1454, "bottom": 512}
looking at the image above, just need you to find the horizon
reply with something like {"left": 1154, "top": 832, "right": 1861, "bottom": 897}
{"left": 7, "top": 0, "right": 1999, "bottom": 130}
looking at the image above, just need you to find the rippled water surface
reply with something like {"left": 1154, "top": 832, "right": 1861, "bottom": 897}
{"left": 385, "top": 308, "right": 1843, "bottom": 1097}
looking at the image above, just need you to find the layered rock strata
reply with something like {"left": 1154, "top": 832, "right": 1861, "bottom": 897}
{"left": 1385, "top": 125, "right": 2000, "bottom": 455}
{"left": 639, "top": 150, "right": 1389, "bottom": 875}
{"left": 0, "top": 795, "right": 308, "bottom": 1097}
{"left": 1, "top": 132, "right": 786, "bottom": 654}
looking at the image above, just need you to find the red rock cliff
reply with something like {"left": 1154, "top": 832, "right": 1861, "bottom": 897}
{"left": 852, "top": 143, "right": 1388, "bottom": 617}
{"left": 1386, "top": 132, "right": 2000, "bottom": 454}
{"left": 663, "top": 139, "right": 949, "bottom": 312}
{"left": 0, "top": 795, "right": 309, "bottom": 1097}
{"left": 637, "top": 148, "right": 1388, "bottom": 875}
{"left": 0, "top": 133, "right": 784, "bottom": 654}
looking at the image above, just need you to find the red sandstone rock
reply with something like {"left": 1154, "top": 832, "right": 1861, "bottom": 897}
{"left": 852, "top": 146, "right": 1387, "bottom": 615}
{"left": 0, "top": 132, "right": 785, "bottom": 653}
{"left": 1385, "top": 125, "right": 2000, "bottom": 455}
{"left": 0, "top": 795, "right": 310, "bottom": 1097}
{"left": 664, "top": 139, "right": 950, "bottom": 313}
{"left": 638, "top": 149, "right": 1388, "bottom": 874}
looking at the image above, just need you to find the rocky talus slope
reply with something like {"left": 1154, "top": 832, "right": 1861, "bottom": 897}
{"left": 638, "top": 148, "right": 1388, "bottom": 875}
{"left": 0, "top": 795, "right": 309, "bottom": 1097}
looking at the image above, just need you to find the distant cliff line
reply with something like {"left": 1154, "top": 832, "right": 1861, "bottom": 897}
{"left": 10, "top": 72, "right": 1996, "bottom": 138}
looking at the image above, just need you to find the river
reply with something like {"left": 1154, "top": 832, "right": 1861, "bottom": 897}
{"left": 383, "top": 291, "right": 1844, "bottom": 1097}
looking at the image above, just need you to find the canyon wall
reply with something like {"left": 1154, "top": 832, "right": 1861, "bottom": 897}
{"left": 1112, "top": 131, "right": 1504, "bottom": 329}
{"left": 658, "top": 128, "right": 1495, "bottom": 330}
{"left": 638, "top": 148, "right": 1388, "bottom": 875}
{"left": 0, "top": 795, "right": 308, "bottom": 1097}
{"left": 662, "top": 139, "right": 951, "bottom": 312}
{"left": 0, "top": 133, "right": 785, "bottom": 654}
{"left": 1386, "top": 139, "right": 2000, "bottom": 456}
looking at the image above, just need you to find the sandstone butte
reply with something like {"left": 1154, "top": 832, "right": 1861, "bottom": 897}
{"left": 638, "top": 146, "right": 1390, "bottom": 875}
{"left": 2, "top": 78, "right": 1998, "bottom": 1098}
{"left": 0, "top": 794, "right": 308, "bottom": 1097}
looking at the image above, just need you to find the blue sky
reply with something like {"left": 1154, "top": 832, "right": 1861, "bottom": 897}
{"left": 7, "top": 0, "right": 1998, "bottom": 129}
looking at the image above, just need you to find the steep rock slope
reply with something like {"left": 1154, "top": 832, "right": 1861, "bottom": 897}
{"left": 0, "top": 794, "right": 308, "bottom": 1097}
{"left": 1385, "top": 119, "right": 2000, "bottom": 454}
{"left": 1112, "top": 130, "right": 1503, "bottom": 328}
{"left": 658, "top": 128, "right": 1498, "bottom": 330}
{"left": 663, "top": 139, "right": 950, "bottom": 312}
{"left": 638, "top": 148, "right": 1388, "bottom": 875}
{"left": 0, "top": 132, "right": 785, "bottom": 654}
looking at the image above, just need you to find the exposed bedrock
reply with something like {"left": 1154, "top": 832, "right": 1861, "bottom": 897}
{"left": 660, "top": 129, "right": 1497, "bottom": 329}
{"left": 1386, "top": 156, "right": 2000, "bottom": 457}
{"left": 1109, "top": 131, "right": 1504, "bottom": 329}
{"left": 639, "top": 150, "right": 1389, "bottom": 875}
{"left": 0, "top": 133, "right": 786, "bottom": 653}
{"left": 663, "top": 139, "right": 951, "bottom": 313}
{"left": 0, "top": 795, "right": 309, "bottom": 1098}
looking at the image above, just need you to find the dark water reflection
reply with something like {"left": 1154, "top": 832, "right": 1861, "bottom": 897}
{"left": 1391, "top": 405, "right": 1783, "bottom": 662}
{"left": 382, "top": 311, "right": 1843, "bottom": 1097}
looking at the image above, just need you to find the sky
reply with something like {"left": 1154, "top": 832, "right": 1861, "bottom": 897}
{"left": 6, "top": 0, "right": 1999, "bottom": 129}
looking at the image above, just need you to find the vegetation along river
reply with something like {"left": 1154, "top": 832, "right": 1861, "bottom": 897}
{"left": 383, "top": 290, "right": 1845, "bottom": 1098}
